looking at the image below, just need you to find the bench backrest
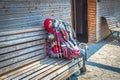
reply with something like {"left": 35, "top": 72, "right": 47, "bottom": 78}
{"left": 0, "top": 27, "right": 47, "bottom": 75}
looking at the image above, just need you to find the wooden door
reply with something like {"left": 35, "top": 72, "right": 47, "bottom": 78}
{"left": 72, "top": 0, "right": 88, "bottom": 42}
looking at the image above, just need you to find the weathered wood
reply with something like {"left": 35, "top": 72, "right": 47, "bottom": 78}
{"left": 102, "top": 16, "right": 120, "bottom": 39}
{"left": 0, "top": 35, "right": 46, "bottom": 48}
{"left": 31, "top": 60, "right": 70, "bottom": 80}
{"left": 59, "top": 65, "right": 80, "bottom": 80}
{"left": 3, "top": 58, "right": 53, "bottom": 80}
{"left": 0, "top": 1, "right": 82, "bottom": 79}
{"left": 0, "top": 19, "right": 44, "bottom": 29}
{"left": 0, "top": 53, "right": 46, "bottom": 75}
{"left": 0, "top": 44, "right": 45, "bottom": 61}
{"left": 21, "top": 59, "right": 65, "bottom": 80}
{"left": 41, "top": 58, "right": 82, "bottom": 80}
{"left": 0, "top": 7, "right": 70, "bottom": 16}
{"left": 0, "top": 0, "right": 71, "bottom": 30}
{"left": 103, "top": 16, "right": 120, "bottom": 30}
{"left": 0, "top": 49, "right": 45, "bottom": 68}
{"left": 0, "top": 1, "right": 69, "bottom": 9}
{"left": 0, "top": 13, "right": 43, "bottom": 22}
{"left": 0, "top": 27, "right": 44, "bottom": 36}
{"left": 0, "top": 40, "right": 45, "bottom": 55}
{"left": 53, "top": 60, "right": 83, "bottom": 80}
{"left": 0, "top": 10, "right": 70, "bottom": 22}
{"left": 0, "top": 31, "right": 47, "bottom": 42}
{"left": 110, "top": 27, "right": 120, "bottom": 32}
{"left": 12, "top": 59, "right": 60, "bottom": 80}
{"left": 0, "top": 27, "right": 47, "bottom": 76}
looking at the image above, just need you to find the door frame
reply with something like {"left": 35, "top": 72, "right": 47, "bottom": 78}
{"left": 71, "top": 0, "right": 88, "bottom": 42}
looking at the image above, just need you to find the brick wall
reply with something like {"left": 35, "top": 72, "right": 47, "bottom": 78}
{"left": 88, "top": 0, "right": 96, "bottom": 42}
{"left": 96, "top": 0, "right": 120, "bottom": 41}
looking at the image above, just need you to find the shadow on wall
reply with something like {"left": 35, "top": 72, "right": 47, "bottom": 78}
{"left": 98, "top": 17, "right": 111, "bottom": 40}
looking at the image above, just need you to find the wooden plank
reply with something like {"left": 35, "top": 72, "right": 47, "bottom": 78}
{"left": 58, "top": 64, "right": 80, "bottom": 80}
{"left": 53, "top": 60, "right": 83, "bottom": 80}
{"left": 12, "top": 60, "right": 56, "bottom": 80}
{"left": 0, "top": 18, "right": 43, "bottom": 28}
{"left": 0, "top": 13, "right": 42, "bottom": 22}
{"left": 0, "top": 16, "right": 42, "bottom": 26}
{"left": 0, "top": 30, "right": 47, "bottom": 42}
{"left": 0, "top": 49, "right": 46, "bottom": 68}
{"left": 11, "top": 59, "right": 59, "bottom": 80}
{"left": 110, "top": 27, "right": 120, "bottom": 32}
{"left": 0, "top": 0, "right": 70, "bottom": 2}
{"left": 0, "top": 9, "right": 69, "bottom": 22}
{"left": 20, "top": 59, "right": 65, "bottom": 80}
{"left": 0, "top": 7, "right": 69, "bottom": 15}
{"left": 0, "top": 53, "right": 46, "bottom": 75}
{"left": 0, "top": 8, "right": 51, "bottom": 15}
{"left": 0, "top": 1, "right": 69, "bottom": 9}
{"left": 41, "top": 58, "right": 82, "bottom": 80}
{"left": 0, "top": 58, "right": 49, "bottom": 79}
{"left": 0, "top": 35, "right": 46, "bottom": 48}
{"left": 0, "top": 44, "right": 45, "bottom": 61}
{"left": 3, "top": 58, "right": 54, "bottom": 80}
{"left": 0, "top": 27, "right": 44, "bottom": 36}
{"left": 0, "top": 7, "right": 45, "bottom": 15}
{"left": 0, "top": 20, "right": 44, "bottom": 31}
{"left": 30, "top": 60, "right": 70, "bottom": 80}
{"left": 0, "top": 40, "right": 45, "bottom": 55}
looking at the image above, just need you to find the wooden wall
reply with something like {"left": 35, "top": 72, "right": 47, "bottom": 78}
{"left": 0, "top": 0, "right": 71, "bottom": 31}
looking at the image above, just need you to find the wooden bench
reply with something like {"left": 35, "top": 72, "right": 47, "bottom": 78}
{"left": 0, "top": 27, "right": 85, "bottom": 80}
{"left": 102, "top": 16, "right": 120, "bottom": 39}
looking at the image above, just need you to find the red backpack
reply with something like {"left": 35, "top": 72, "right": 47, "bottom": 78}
{"left": 44, "top": 18, "right": 82, "bottom": 60}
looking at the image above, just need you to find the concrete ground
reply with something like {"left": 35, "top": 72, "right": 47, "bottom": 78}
{"left": 77, "top": 35, "right": 120, "bottom": 80}
{"left": 78, "top": 43, "right": 120, "bottom": 80}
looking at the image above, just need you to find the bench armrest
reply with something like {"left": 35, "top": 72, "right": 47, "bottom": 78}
{"left": 117, "top": 23, "right": 120, "bottom": 27}
{"left": 79, "top": 43, "right": 88, "bottom": 61}
{"left": 79, "top": 43, "right": 88, "bottom": 50}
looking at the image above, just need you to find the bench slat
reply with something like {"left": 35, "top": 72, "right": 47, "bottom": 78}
{"left": 0, "top": 27, "right": 47, "bottom": 76}
{"left": 0, "top": 44, "right": 45, "bottom": 61}
{"left": 0, "top": 40, "right": 45, "bottom": 55}
{"left": 3, "top": 58, "right": 54, "bottom": 80}
{"left": 110, "top": 27, "right": 120, "bottom": 32}
{"left": 0, "top": 27, "right": 44, "bottom": 36}
{"left": 56, "top": 64, "right": 80, "bottom": 80}
{"left": 0, "top": 30, "right": 47, "bottom": 42}
{"left": 0, "top": 35, "right": 46, "bottom": 48}
{"left": 20, "top": 59, "right": 65, "bottom": 80}
{"left": 31, "top": 60, "right": 70, "bottom": 80}
{"left": 0, "top": 49, "right": 46, "bottom": 68}
{"left": 0, "top": 53, "right": 46, "bottom": 75}
{"left": 53, "top": 60, "right": 82, "bottom": 80}
{"left": 12, "top": 59, "right": 60, "bottom": 80}
{"left": 41, "top": 58, "right": 82, "bottom": 80}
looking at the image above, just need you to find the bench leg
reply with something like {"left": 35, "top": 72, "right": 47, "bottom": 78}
{"left": 72, "top": 50, "right": 87, "bottom": 77}
{"left": 117, "top": 32, "right": 120, "bottom": 39}
{"left": 80, "top": 48, "right": 87, "bottom": 73}
{"left": 110, "top": 31, "right": 115, "bottom": 39}
{"left": 110, "top": 31, "right": 120, "bottom": 40}
{"left": 80, "top": 53, "right": 87, "bottom": 73}
{"left": 68, "top": 56, "right": 87, "bottom": 80}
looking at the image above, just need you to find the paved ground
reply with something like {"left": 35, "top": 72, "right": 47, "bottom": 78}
{"left": 78, "top": 43, "right": 120, "bottom": 80}
{"left": 69, "top": 35, "right": 120, "bottom": 80}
